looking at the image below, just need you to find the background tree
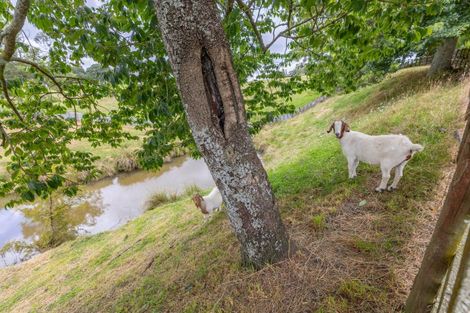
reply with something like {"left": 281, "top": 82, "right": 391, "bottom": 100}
{"left": 280, "top": 0, "right": 433, "bottom": 93}
{"left": 84, "top": 64, "right": 109, "bottom": 81}
{"left": 424, "top": 0, "right": 470, "bottom": 76}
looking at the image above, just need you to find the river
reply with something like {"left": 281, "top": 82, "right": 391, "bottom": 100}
{"left": 0, "top": 157, "right": 214, "bottom": 267}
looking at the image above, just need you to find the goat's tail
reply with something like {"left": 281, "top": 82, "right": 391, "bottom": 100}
{"left": 411, "top": 143, "right": 424, "bottom": 152}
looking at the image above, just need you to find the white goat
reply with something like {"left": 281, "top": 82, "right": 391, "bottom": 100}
{"left": 327, "top": 120, "right": 423, "bottom": 192}
{"left": 191, "top": 153, "right": 264, "bottom": 215}
{"left": 192, "top": 186, "right": 223, "bottom": 217}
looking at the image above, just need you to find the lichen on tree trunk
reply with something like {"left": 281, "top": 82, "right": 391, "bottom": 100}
{"left": 153, "top": 0, "right": 290, "bottom": 268}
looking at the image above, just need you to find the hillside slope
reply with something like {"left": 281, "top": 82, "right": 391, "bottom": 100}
{"left": 0, "top": 67, "right": 467, "bottom": 313}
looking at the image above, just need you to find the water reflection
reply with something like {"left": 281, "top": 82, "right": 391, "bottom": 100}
{"left": 0, "top": 157, "right": 213, "bottom": 267}
{"left": 0, "top": 210, "right": 27, "bottom": 248}
{"left": 0, "top": 209, "right": 37, "bottom": 266}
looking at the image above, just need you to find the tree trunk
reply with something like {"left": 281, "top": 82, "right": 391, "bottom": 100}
{"left": 153, "top": 0, "right": 290, "bottom": 268}
{"left": 428, "top": 37, "right": 458, "bottom": 77}
{"left": 405, "top": 86, "right": 470, "bottom": 312}
{"left": 446, "top": 227, "right": 470, "bottom": 313}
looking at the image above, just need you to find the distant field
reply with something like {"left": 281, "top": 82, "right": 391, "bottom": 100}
{"left": 70, "top": 126, "right": 143, "bottom": 160}
{"left": 95, "top": 97, "right": 119, "bottom": 112}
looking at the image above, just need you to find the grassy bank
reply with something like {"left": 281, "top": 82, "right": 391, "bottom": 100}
{"left": 0, "top": 67, "right": 467, "bottom": 313}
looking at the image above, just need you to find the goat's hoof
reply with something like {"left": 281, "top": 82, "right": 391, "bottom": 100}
{"left": 375, "top": 187, "right": 385, "bottom": 192}
{"left": 387, "top": 186, "right": 397, "bottom": 191}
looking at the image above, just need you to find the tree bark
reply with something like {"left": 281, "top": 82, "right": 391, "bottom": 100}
{"left": 153, "top": 0, "right": 290, "bottom": 268}
{"left": 405, "top": 86, "right": 470, "bottom": 312}
{"left": 428, "top": 37, "right": 458, "bottom": 77}
{"left": 447, "top": 227, "right": 470, "bottom": 313}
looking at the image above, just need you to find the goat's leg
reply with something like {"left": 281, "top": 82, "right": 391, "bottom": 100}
{"left": 352, "top": 158, "right": 359, "bottom": 177}
{"left": 376, "top": 164, "right": 391, "bottom": 192}
{"left": 388, "top": 161, "right": 407, "bottom": 191}
{"left": 348, "top": 157, "right": 358, "bottom": 179}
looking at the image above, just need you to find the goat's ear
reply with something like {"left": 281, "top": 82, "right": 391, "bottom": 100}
{"left": 344, "top": 122, "right": 351, "bottom": 132}
{"left": 191, "top": 195, "right": 200, "bottom": 208}
{"left": 327, "top": 122, "right": 334, "bottom": 133}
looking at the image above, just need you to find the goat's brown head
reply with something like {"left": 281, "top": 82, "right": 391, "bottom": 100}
{"left": 327, "top": 120, "right": 350, "bottom": 139}
{"left": 192, "top": 194, "right": 208, "bottom": 214}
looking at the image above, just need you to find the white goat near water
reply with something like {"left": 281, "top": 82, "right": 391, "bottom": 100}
{"left": 327, "top": 120, "right": 423, "bottom": 192}
{"left": 192, "top": 186, "right": 223, "bottom": 217}
{"left": 191, "top": 153, "right": 265, "bottom": 216}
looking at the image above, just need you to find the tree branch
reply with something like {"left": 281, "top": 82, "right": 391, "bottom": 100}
{"left": 0, "top": 73, "right": 26, "bottom": 122}
{"left": 286, "top": 1, "right": 293, "bottom": 31}
{"left": 10, "top": 57, "right": 64, "bottom": 92}
{"left": 20, "top": 30, "right": 38, "bottom": 60}
{"left": 264, "top": 16, "right": 316, "bottom": 52}
{"left": 10, "top": 57, "right": 87, "bottom": 101}
{"left": 236, "top": 0, "right": 266, "bottom": 51}
{"left": 0, "top": 121, "right": 9, "bottom": 147}
{"left": 0, "top": 0, "right": 31, "bottom": 61}
{"left": 277, "top": 11, "right": 349, "bottom": 42}
{"left": 0, "top": 0, "right": 31, "bottom": 124}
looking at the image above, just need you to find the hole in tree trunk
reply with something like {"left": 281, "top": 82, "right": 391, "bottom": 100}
{"left": 201, "top": 47, "right": 225, "bottom": 136}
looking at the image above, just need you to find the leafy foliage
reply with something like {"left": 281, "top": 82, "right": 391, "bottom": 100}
{"left": 425, "top": 0, "right": 470, "bottom": 42}
{"left": 288, "top": 1, "right": 436, "bottom": 92}
{"left": 394, "top": 0, "right": 470, "bottom": 58}
{"left": 0, "top": 0, "right": 456, "bottom": 205}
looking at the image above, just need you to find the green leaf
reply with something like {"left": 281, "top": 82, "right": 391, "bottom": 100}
{"left": 46, "top": 175, "right": 63, "bottom": 189}
{"left": 21, "top": 190, "right": 35, "bottom": 202}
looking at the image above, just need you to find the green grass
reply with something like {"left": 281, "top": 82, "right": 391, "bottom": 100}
{"left": 311, "top": 212, "right": 327, "bottom": 231}
{"left": 315, "top": 296, "right": 350, "bottom": 313}
{"left": 0, "top": 67, "right": 466, "bottom": 313}
{"left": 289, "top": 89, "right": 321, "bottom": 109}
{"left": 353, "top": 239, "right": 379, "bottom": 254}
{"left": 339, "top": 279, "right": 375, "bottom": 300}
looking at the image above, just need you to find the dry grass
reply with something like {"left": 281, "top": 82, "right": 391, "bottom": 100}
{"left": 114, "top": 152, "right": 140, "bottom": 172}
{"left": 146, "top": 185, "right": 202, "bottom": 210}
{"left": 0, "top": 67, "right": 467, "bottom": 313}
